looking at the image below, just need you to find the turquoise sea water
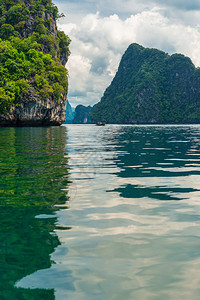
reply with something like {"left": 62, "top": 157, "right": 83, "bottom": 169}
{"left": 1, "top": 125, "right": 200, "bottom": 299}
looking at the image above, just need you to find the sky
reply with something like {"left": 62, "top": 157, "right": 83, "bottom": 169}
{"left": 54, "top": 0, "right": 200, "bottom": 107}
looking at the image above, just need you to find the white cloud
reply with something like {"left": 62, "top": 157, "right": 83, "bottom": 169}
{"left": 55, "top": 0, "right": 200, "bottom": 20}
{"left": 67, "top": 54, "right": 91, "bottom": 94}
{"left": 58, "top": 6, "right": 200, "bottom": 107}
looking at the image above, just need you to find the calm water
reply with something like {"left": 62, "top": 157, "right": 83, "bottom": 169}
{"left": 1, "top": 125, "right": 200, "bottom": 299}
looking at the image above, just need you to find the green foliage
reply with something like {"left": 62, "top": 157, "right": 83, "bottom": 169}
{"left": 57, "top": 30, "right": 71, "bottom": 57}
{"left": 0, "top": 87, "right": 15, "bottom": 113}
{"left": 53, "top": 82, "right": 64, "bottom": 100}
{"left": 73, "top": 105, "right": 93, "bottom": 124}
{"left": 0, "top": 0, "right": 70, "bottom": 114}
{"left": 91, "top": 43, "right": 200, "bottom": 124}
{"left": 0, "top": 23, "right": 15, "bottom": 38}
{"left": 7, "top": 3, "right": 30, "bottom": 26}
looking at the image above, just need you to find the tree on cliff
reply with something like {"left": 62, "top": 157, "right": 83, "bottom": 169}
{"left": 0, "top": 0, "right": 70, "bottom": 126}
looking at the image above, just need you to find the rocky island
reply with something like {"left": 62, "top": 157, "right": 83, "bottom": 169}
{"left": 64, "top": 100, "right": 75, "bottom": 124}
{"left": 91, "top": 43, "right": 200, "bottom": 124}
{"left": 73, "top": 105, "right": 93, "bottom": 124}
{"left": 0, "top": 0, "right": 70, "bottom": 126}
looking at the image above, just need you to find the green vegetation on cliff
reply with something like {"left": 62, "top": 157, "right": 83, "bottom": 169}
{"left": 91, "top": 43, "right": 200, "bottom": 124}
{"left": 0, "top": 0, "right": 70, "bottom": 114}
{"left": 73, "top": 105, "right": 93, "bottom": 124}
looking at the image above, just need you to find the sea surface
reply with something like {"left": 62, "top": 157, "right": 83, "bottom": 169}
{"left": 1, "top": 124, "right": 200, "bottom": 299}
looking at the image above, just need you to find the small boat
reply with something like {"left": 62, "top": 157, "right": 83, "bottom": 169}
{"left": 96, "top": 122, "right": 106, "bottom": 126}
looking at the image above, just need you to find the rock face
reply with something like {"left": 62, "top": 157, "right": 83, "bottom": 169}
{"left": 91, "top": 43, "right": 200, "bottom": 124}
{"left": 0, "top": 92, "right": 67, "bottom": 126}
{"left": 0, "top": 0, "right": 70, "bottom": 126}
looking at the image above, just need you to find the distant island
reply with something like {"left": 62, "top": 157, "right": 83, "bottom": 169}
{"left": 64, "top": 102, "right": 93, "bottom": 124}
{"left": 72, "top": 105, "right": 93, "bottom": 124}
{"left": 91, "top": 43, "right": 200, "bottom": 124}
{"left": 64, "top": 100, "right": 75, "bottom": 124}
{"left": 0, "top": 0, "right": 70, "bottom": 126}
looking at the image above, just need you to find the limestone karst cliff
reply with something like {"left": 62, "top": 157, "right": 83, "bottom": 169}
{"left": 73, "top": 105, "right": 93, "bottom": 124}
{"left": 64, "top": 100, "right": 75, "bottom": 124}
{"left": 91, "top": 43, "right": 200, "bottom": 124}
{"left": 0, "top": 0, "right": 70, "bottom": 126}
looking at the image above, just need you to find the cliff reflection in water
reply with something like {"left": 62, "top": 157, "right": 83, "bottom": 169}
{"left": 109, "top": 126, "right": 200, "bottom": 201}
{"left": 0, "top": 127, "right": 70, "bottom": 299}
{"left": 12, "top": 125, "right": 200, "bottom": 299}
